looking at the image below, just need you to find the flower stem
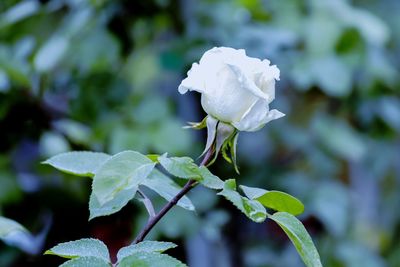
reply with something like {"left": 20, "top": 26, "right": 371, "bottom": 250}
{"left": 132, "top": 149, "right": 214, "bottom": 244}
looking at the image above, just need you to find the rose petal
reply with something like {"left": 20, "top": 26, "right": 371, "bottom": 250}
{"left": 178, "top": 63, "right": 208, "bottom": 94}
{"left": 227, "top": 64, "right": 272, "bottom": 102}
{"left": 253, "top": 61, "right": 280, "bottom": 103}
{"left": 178, "top": 46, "right": 284, "bottom": 132}
{"left": 200, "top": 47, "right": 246, "bottom": 66}
{"left": 200, "top": 66, "right": 258, "bottom": 122}
{"left": 233, "top": 100, "right": 285, "bottom": 132}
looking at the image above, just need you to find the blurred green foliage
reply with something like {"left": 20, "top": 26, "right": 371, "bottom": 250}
{"left": 0, "top": 0, "right": 399, "bottom": 266}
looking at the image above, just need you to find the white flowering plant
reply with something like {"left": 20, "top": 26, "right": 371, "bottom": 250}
{"left": 33, "top": 47, "right": 323, "bottom": 267}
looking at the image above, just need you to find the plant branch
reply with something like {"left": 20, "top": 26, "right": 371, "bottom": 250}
{"left": 133, "top": 148, "right": 214, "bottom": 244}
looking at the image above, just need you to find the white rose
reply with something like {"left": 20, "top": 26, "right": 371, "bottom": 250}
{"left": 178, "top": 47, "right": 284, "bottom": 132}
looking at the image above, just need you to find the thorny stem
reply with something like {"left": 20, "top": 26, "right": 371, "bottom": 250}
{"left": 132, "top": 148, "right": 214, "bottom": 244}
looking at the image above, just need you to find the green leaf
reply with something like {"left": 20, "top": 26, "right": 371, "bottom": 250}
{"left": 269, "top": 212, "right": 322, "bottom": 267}
{"left": 43, "top": 151, "right": 111, "bottom": 177}
{"left": 54, "top": 119, "right": 91, "bottom": 145}
{"left": 0, "top": 216, "right": 32, "bottom": 252}
{"left": 240, "top": 185, "right": 266, "bottom": 199}
{"left": 218, "top": 180, "right": 267, "bottom": 223}
{"left": 157, "top": 155, "right": 224, "bottom": 190}
{"left": 309, "top": 182, "right": 349, "bottom": 237}
{"left": 60, "top": 256, "right": 110, "bottom": 267}
{"left": 92, "top": 151, "right": 155, "bottom": 205}
{"left": 241, "top": 186, "right": 305, "bottom": 216}
{"left": 0, "top": 216, "right": 27, "bottom": 239}
{"left": 197, "top": 166, "right": 224, "bottom": 190}
{"left": 312, "top": 115, "right": 366, "bottom": 161}
{"left": 117, "top": 241, "right": 177, "bottom": 262}
{"left": 158, "top": 154, "right": 202, "bottom": 180}
{"left": 34, "top": 35, "right": 69, "bottom": 72}
{"left": 44, "top": 238, "right": 110, "bottom": 262}
{"left": 1, "top": 1, "right": 40, "bottom": 25}
{"left": 312, "top": 56, "right": 352, "bottom": 97}
{"left": 118, "top": 252, "right": 187, "bottom": 267}
{"left": 257, "top": 191, "right": 304, "bottom": 216}
{"left": 152, "top": 120, "right": 193, "bottom": 154}
{"left": 89, "top": 188, "right": 136, "bottom": 220}
{"left": 0, "top": 216, "right": 39, "bottom": 253}
{"left": 141, "top": 170, "right": 195, "bottom": 211}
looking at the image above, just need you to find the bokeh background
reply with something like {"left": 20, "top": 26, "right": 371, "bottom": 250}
{"left": 0, "top": 0, "right": 399, "bottom": 266}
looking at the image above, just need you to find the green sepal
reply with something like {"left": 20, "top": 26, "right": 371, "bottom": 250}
{"left": 230, "top": 132, "right": 239, "bottom": 174}
{"left": 221, "top": 140, "right": 232, "bottom": 164}
{"left": 200, "top": 116, "right": 218, "bottom": 157}
{"left": 183, "top": 116, "right": 208, "bottom": 130}
{"left": 207, "top": 122, "right": 235, "bottom": 166}
{"left": 220, "top": 131, "right": 239, "bottom": 174}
